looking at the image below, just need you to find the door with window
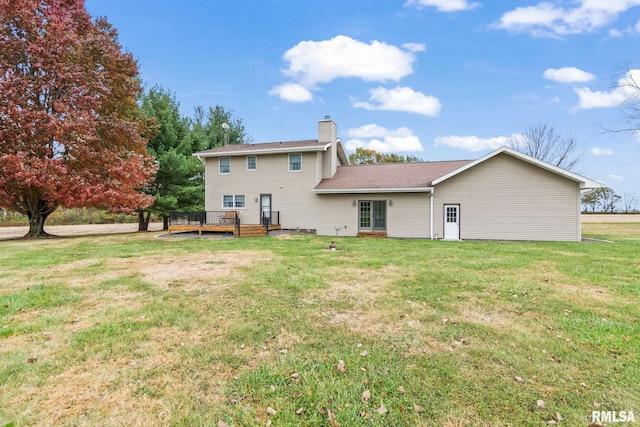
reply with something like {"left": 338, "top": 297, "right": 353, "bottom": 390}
{"left": 260, "top": 194, "right": 272, "bottom": 225}
{"left": 359, "top": 201, "right": 386, "bottom": 231}
{"left": 443, "top": 204, "right": 460, "bottom": 240}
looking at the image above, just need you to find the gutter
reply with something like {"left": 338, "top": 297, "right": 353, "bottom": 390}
{"left": 313, "top": 187, "right": 433, "bottom": 194}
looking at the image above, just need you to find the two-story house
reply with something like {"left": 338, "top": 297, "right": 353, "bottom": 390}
{"left": 193, "top": 118, "right": 600, "bottom": 241}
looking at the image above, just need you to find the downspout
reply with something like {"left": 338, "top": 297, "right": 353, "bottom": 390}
{"left": 430, "top": 188, "right": 434, "bottom": 240}
{"left": 578, "top": 186, "right": 586, "bottom": 242}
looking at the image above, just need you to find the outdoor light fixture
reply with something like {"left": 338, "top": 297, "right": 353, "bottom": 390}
{"left": 389, "top": 200, "right": 393, "bottom": 206}
{"left": 352, "top": 200, "right": 356, "bottom": 207}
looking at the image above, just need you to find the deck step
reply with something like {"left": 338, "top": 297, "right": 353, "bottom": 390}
{"left": 237, "top": 225, "right": 268, "bottom": 237}
{"left": 357, "top": 231, "right": 388, "bottom": 238}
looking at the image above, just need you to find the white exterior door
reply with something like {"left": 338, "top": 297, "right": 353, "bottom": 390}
{"left": 260, "top": 194, "right": 271, "bottom": 225}
{"left": 444, "top": 204, "right": 460, "bottom": 240}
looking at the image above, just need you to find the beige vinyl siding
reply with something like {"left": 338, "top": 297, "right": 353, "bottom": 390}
{"left": 433, "top": 153, "right": 581, "bottom": 241}
{"left": 313, "top": 193, "right": 431, "bottom": 238}
{"left": 386, "top": 193, "right": 431, "bottom": 238}
{"left": 205, "top": 152, "right": 324, "bottom": 228}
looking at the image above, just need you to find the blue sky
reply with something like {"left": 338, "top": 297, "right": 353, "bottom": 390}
{"left": 84, "top": 0, "right": 640, "bottom": 197}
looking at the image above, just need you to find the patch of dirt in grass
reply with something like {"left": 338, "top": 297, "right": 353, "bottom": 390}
{"left": 321, "top": 265, "right": 402, "bottom": 303}
{"left": 82, "top": 289, "right": 147, "bottom": 310}
{"left": 8, "top": 326, "right": 235, "bottom": 426}
{"left": 553, "top": 282, "right": 612, "bottom": 304}
{"left": 10, "top": 358, "right": 171, "bottom": 426}
{"left": 458, "top": 303, "right": 524, "bottom": 331}
{"left": 326, "top": 309, "right": 405, "bottom": 336}
{"left": 308, "top": 265, "right": 410, "bottom": 336}
{"left": 109, "top": 250, "right": 276, "bottom": 290}
{"left": 524, "top": 261, "right": 613, "bottom": 305}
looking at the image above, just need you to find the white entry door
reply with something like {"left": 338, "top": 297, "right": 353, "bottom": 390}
{"left": 443, "top": 204, "right": 460, "bottom": 240}
{"left": 260, "top": 194, "right": 271, "bottom": 225}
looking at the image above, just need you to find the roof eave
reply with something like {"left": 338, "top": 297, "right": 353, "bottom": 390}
{"left": 313, "top": 187, "right": 434, "bottom": 194}
{"left": 194, "top": 143, "right": 331, "bottom": 158}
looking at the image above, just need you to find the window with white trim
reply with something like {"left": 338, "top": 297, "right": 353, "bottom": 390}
{"left": 289, "top": 153, "right": 302, "bottom": 172}
{"left": 222, "top": 195, "right": 245, "bottom": 209}
{"left": 219, "top": 157, "right": 230, "bottom": 174}
{"left": 247, "top": 156, "right": 257, "bottom": 171}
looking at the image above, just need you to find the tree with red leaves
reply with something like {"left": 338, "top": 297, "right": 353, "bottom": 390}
{"left": 0, "top": 0, "right": 156, "bottom": 238}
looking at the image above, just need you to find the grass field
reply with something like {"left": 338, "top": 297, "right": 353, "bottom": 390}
{"left": 1, "top": 223, "right": 638, "bottom": 426}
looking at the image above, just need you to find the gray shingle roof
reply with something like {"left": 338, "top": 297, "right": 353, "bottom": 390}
{"left": 314, "top": 160, "right": 473, "bottom": 191}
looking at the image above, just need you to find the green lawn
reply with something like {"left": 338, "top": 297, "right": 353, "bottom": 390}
{"left": 0, "top": 224, "right": 638, "bottom": 426}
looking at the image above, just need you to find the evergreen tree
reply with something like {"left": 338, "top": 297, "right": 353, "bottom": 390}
{"left": 138, "top": 86, "right": 201, "bottom": 230}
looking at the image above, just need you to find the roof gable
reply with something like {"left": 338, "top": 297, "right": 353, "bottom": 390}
{"left": 432, "top": 146, "right": 601, "bottom": 189}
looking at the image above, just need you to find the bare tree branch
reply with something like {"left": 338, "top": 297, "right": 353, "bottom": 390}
{"left": 509, "top": 123, "right": 583, "bottom": 171}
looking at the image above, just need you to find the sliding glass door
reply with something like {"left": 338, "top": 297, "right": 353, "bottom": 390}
{"left": 359, "top": 200, "right": 386, "bottom": 231}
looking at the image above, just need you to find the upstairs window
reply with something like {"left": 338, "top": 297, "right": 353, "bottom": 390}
{"left": 289, "top": 153, "right": 302, "bottom": 172}
{"left": 247, "top": 156, "right": 257, "bottom": 171}
{"left": 219, "top": 157, "right": 230, "bottom": 174}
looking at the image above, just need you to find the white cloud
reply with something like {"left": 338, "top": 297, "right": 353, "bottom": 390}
{"left": 575, "top": 69, "right": 640, "bottom": 109}
{"left": 543, "top": 67, "right": 596, "bottom": 83}
{"left": 402, "top": 42, "right": 427, "bottom": 53}
{"left": 282, "top": 35, "right": 420, "bottom": 87}
{"left": 591, "top": 147, "right": 615, "bottom": 156}
{"left": 609, "top": 28, "right": 624, "bottom": 37}
{"left": 434, "top": 134, "right": 522, "bottom": 152}
{"left": 268, "top": 83, "right": 313, "bottom": 103}
{"left": 352, "top": 86, "right": 442, "bottom": 117}
{"left": 346, "top": 124, "right": 424, "bottom": 153}
{"left": 494, "top": 0, "right": 640, "bottom": 37}
{"left": 270, "top": 35, "right": 424, "bottom": 102}
{"left": 405, "top": 0, "right": 480, "bottom": 12}
{"left": 608, "top": 174, "right": 624, "bottom": 181}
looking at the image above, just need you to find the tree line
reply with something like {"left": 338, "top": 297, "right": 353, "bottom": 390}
{"left": 582, "top": 188, "right": 638, "bottom": 214}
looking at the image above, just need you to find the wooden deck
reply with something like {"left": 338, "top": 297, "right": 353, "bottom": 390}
{"left": 168, "top": 223, "right": 281, "bottom": 237}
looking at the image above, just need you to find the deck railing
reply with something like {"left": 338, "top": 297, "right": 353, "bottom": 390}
{"left": 169, "top": 210, "right": 279, "bottom": 236}
{"left": 169, "top": 211, "right": 206, "bottom": 226}
{"left": 261, "top": 211, "right": 280, "bottom": 233}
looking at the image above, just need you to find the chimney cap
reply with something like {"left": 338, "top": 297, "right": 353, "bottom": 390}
{"left": 323, "top": 115, "right": 331, "bottom": 120}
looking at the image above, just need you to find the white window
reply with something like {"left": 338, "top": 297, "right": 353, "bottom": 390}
{"left": 289, "top": 153, "right": 302, "bottom": 172}
{"left": 247, "top": 156, "right": 257, "bottom": 171}
{"left": 219, "top": 157, "right": 230, "bottom": 174}
{"left": 222, "top": 195, "right": 245, "bottom": 209}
